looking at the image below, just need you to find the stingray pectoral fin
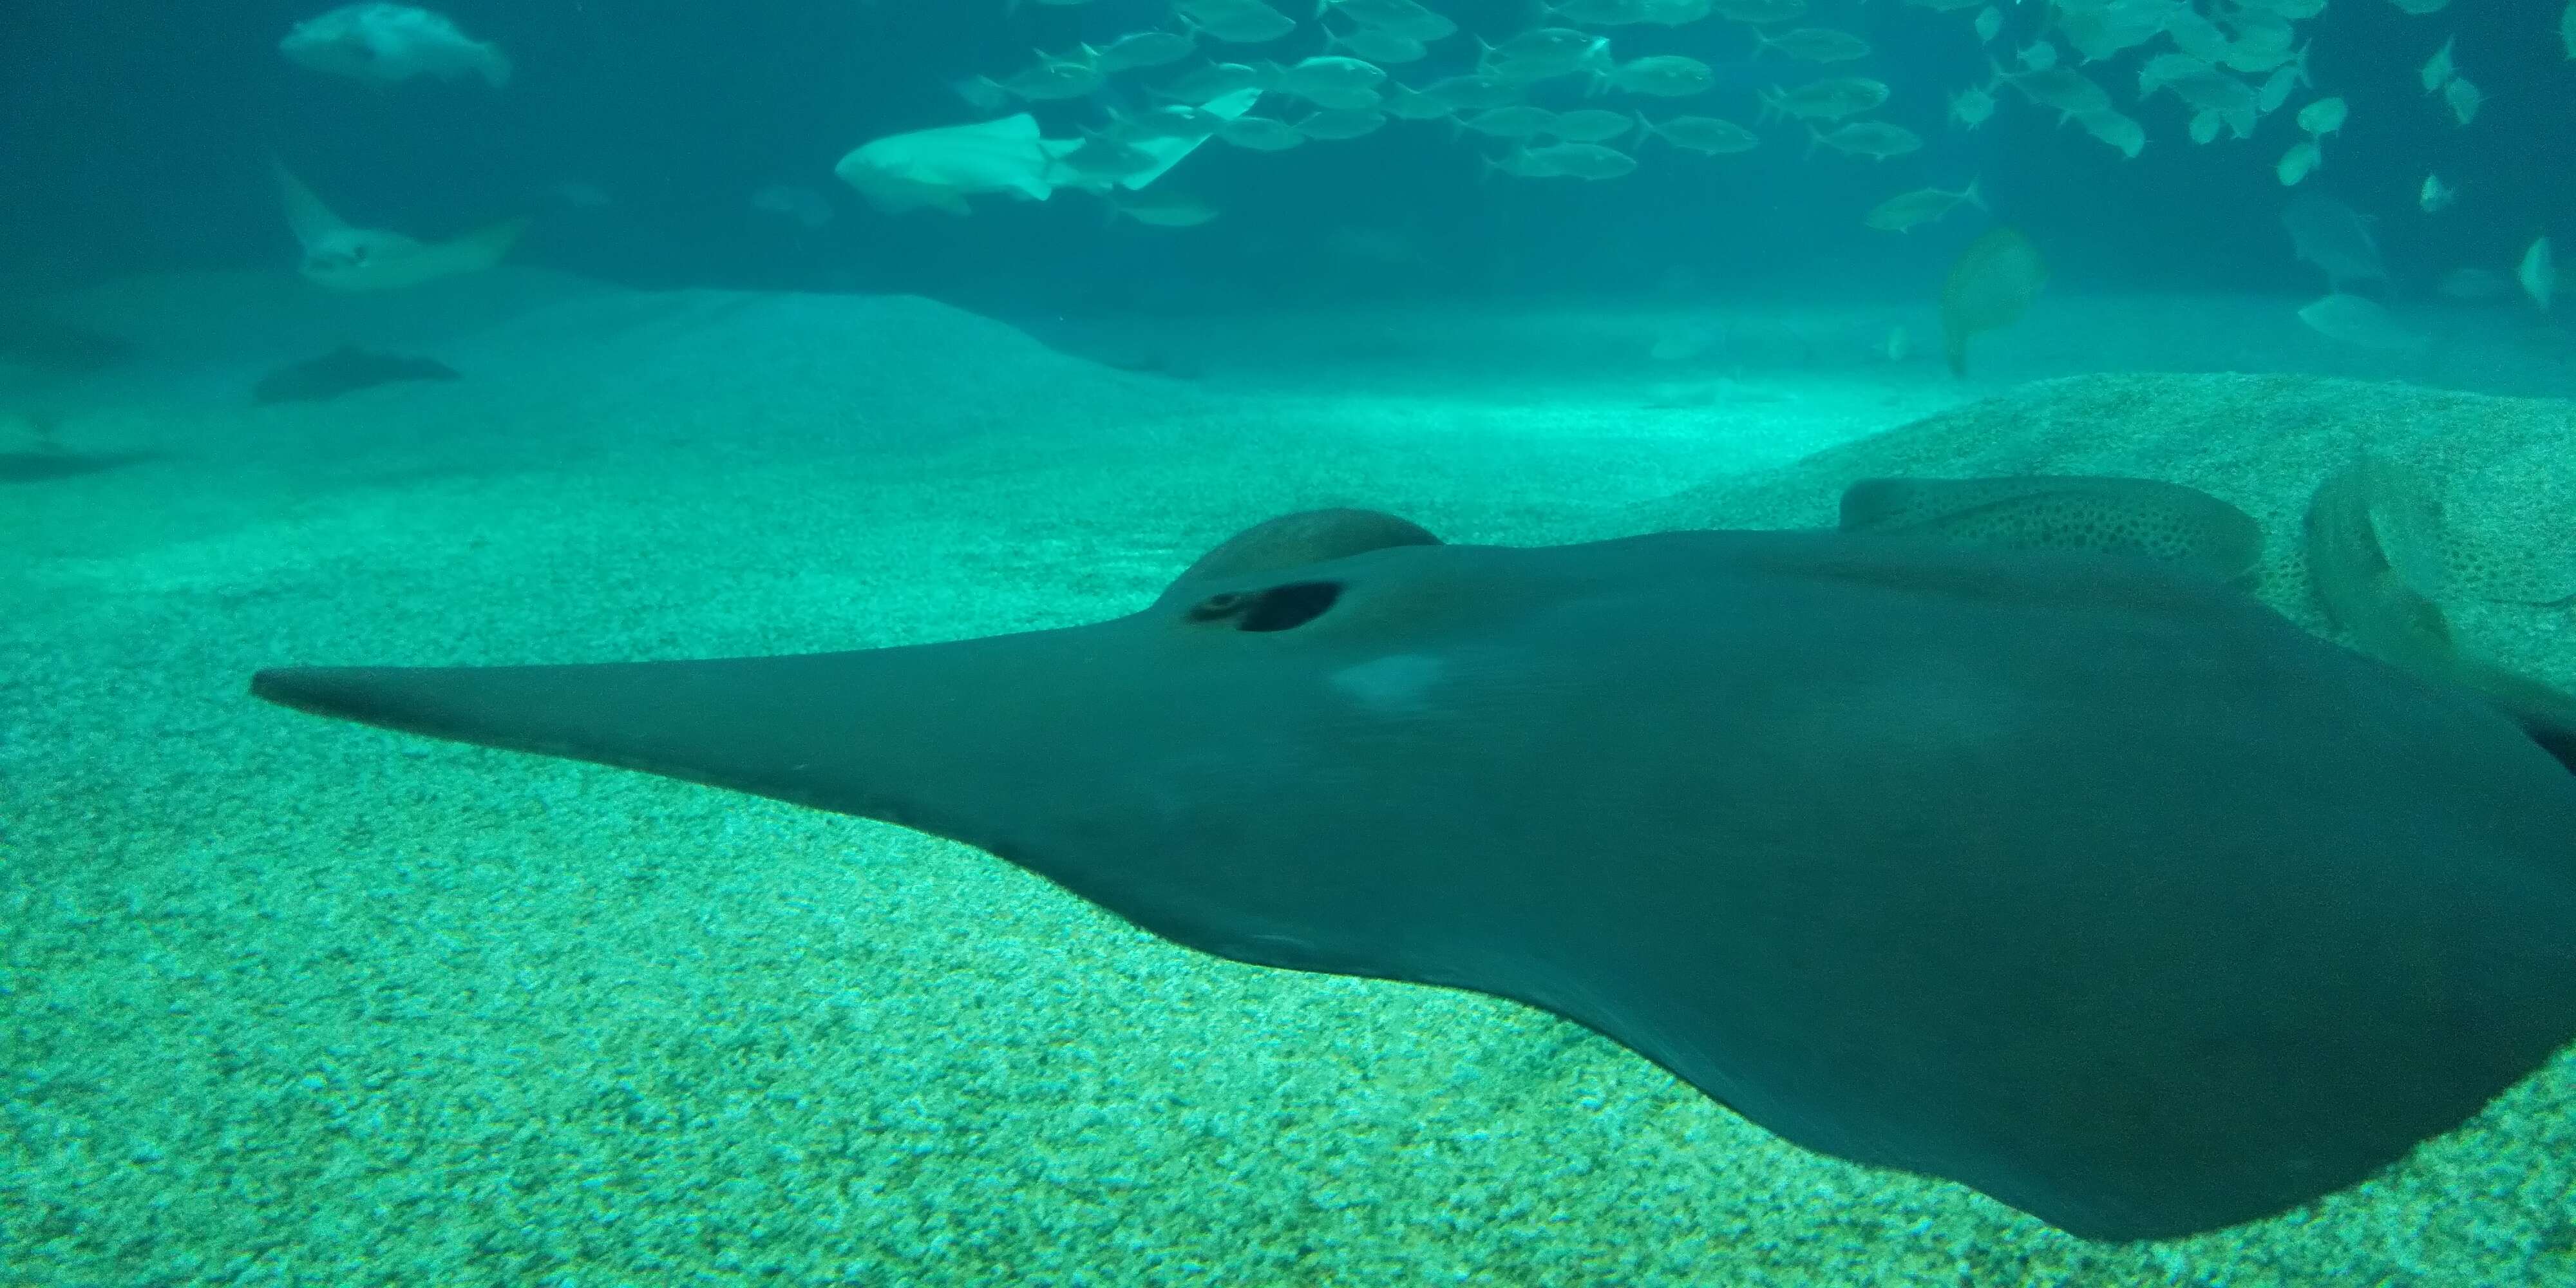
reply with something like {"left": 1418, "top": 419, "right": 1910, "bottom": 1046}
{"left": 1113, "top": 86, "right": 1264, "bottom": 191}
{"left": 273, "top": 161, "right": 351, "bottom": 250}
{"left": 250, "top": 624, "right": 1150, "bottom": 856}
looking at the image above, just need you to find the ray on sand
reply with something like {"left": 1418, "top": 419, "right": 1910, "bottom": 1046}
{"left": 251, "top": 509, "right": 2576, "bottom": 1242}
{"left": 252, "top": 345, "right": 460, "bottom": 404}
{"left": 0, "top": 448, "right": 160, "bottom": 483}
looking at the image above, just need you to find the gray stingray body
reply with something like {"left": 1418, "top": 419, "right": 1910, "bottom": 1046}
{"left": 251, "top": 525, "right": 2576, "bottom": 1242}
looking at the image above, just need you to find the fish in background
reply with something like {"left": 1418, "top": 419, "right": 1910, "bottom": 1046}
{"left": 2521, "top": 238, "right": 2556, "bottom": 311}
{"left": 1635, "top": 113, "right": 1760, "bottom": 153}
{"left": 2000, "top": 62, "right": 2113, "bottom": 122}
{"left": 2276, "top": 139, "right": 2322, "bottom": 186}
{"left": 2444, "top": 75, "right": 2481, "bottom": 126}
{"left": 1479, "top": 27, "right": 1615, "bottom": 82}
{"left": 1293, "top": 107, "right": 1390, "bottom": 139}
{"left": 2297, "top": 294, "right": 2425, "bottom": 353}
{"left": 1752, "top": 27, "right": 1871, "bottom": 63}
{"left": 1106, "top": 189, "right": 1221, "bottom": 227}
{"left": 1939, "top": 226, "right": 2045, "bottom": 377}
{"left": 2139, "top": 56, "right": 2258, "bottom": 139}
{"left": 1864, "top": 180, "right": 1982, "bottom": 233}
{"left": 1947, "top": 83, "right": 1997, "bottom": 129}
{"left": 1807, "top": 120, "right": 1923, "bottom": 161}
{"left": 1276, "top": 54, "right": 1387, "bottom": 108}
{"left": 1595, "top": 53, "right": 1717, "bottom": 96}
{"left": 954, "top": 47, "right": 1108, "bottom": 108}
{"left": 273, "top": 163, "right": 526, "bottom": 290}
{"left": 2421, "top": 36, "right": 2454, "bottom": 92}
{"left": 1321, "top": 0, "right": 1457, "bottom": 41}
{"left": 2073, "top": 107, "right": 2144, "bottom": 158}
{"left": 1759, "top": 76, "right": 1889, "bottom": 121}
{"left": 2295, "top": 96, "right": 2345, "bottom": 135}
{"left": 1175, "top": 0, "right": 1299, "bottom": 43}
{"left": 279, "top": 3, "right": 511, "bottom": 89}
{"left": 1092, "top": 30, "right": 1200, "bottom": 74}
{"left": 1325, "top": 21, "right": 1431, "bottom": 64}
{"left": 1511, "top": 141, "right": 1638, "bottom": 179}
{"left": 2281, "top": 194, "right": 2385, "bottom": 293}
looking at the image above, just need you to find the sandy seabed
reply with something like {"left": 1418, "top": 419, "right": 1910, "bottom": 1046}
{"left": 6, "top": 269, "right": 2575, "bottom": 1286}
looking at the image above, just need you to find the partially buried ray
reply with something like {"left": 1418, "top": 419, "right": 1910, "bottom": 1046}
{"left": 250, "top": 510, "right": 2576, "bottom": 1242}
{"left": 2304, "top": 455, "right": 2576, "bottom": 766}
{"left": 253, "top": 346, "right": 459, "bottom": 405}
{"left": 1838, "top": 475, "right": 2262, "bottom": 583}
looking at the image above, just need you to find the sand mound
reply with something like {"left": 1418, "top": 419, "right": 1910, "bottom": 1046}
{"left": 17, "top": 270, "right": 1198, "bottom": 444}
{"left": 31, "top": 275, "right": 1213, "bottom": 471}
{"left": 1601, "top": 372, "right": 2576, "bottom": 676}
{"left": 448, "top": 285, "right": 1202, "bottom": 449}
{"left": 1, "top": 274, "right": 1216, "bottom": 580}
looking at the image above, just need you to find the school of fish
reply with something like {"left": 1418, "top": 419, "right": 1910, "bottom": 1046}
{"left": 272, "top": 0, "right": 2576, "bottom": 340}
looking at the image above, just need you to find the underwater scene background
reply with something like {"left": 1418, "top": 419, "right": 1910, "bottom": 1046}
{"left": 8, "top": 0, "right": 2576, "bottom": 1283}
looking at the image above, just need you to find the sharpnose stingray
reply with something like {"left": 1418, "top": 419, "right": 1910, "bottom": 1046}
{"left": 250, "top": 514, "right": 2576, "bottom": 1242}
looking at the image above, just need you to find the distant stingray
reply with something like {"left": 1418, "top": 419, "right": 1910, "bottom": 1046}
{"left": 0, "top": 449, "right": 159, "bottom": 483}
{"left": 275, "top": 163, "right": 526, "bottom": 292}
{"left": 252, "top": 346, "right": 459, "bottom": 405}
{"left": 0, "top": 317, "right": 137, "bottom": 374}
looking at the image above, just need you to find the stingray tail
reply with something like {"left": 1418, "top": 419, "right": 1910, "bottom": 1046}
{"left": 273, "top": 161, "right": 351, "bottom": 250}
{"left": 251, "top": 625, "right": 1135, "bottom": 853}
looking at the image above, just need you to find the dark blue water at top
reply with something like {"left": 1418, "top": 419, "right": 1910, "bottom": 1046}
{"left": 1, "top": 0, "right": 2566, "bottom": 312}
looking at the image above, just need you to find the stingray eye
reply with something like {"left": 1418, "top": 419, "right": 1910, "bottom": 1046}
{"left": 1188, "top": 581, "right": 1343, "bottom": 632}
{"left": 1240, "top": 581, "right": 1342, "bottom": 630}
{"left": 1185, "top": 591, "right": 1248, "bottom": 622}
